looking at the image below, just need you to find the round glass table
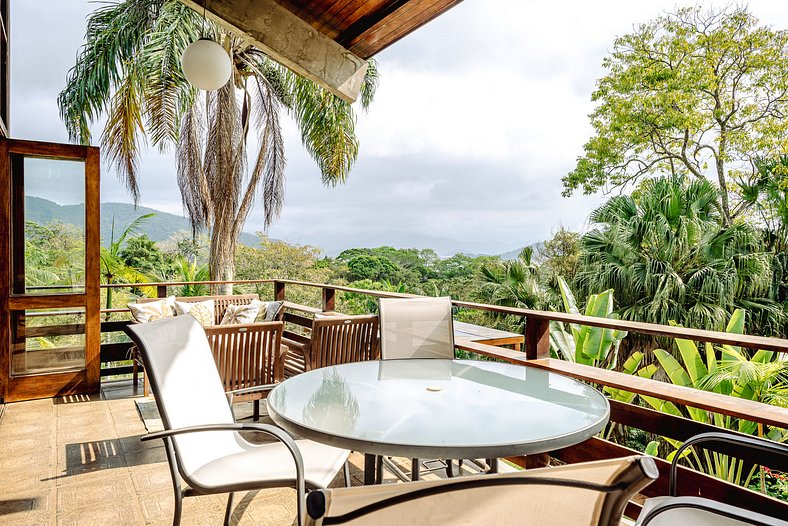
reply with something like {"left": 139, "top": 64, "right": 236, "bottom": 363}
{"left": 267, "top": 359, "right": 609, "bottom": 482}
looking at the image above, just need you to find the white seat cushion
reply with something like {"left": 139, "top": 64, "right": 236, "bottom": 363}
{"left": 637, "top": 497, "right": 760, "bottom": 526}
{"left": 182, "top": 433, "right": 349, "bottom": 492}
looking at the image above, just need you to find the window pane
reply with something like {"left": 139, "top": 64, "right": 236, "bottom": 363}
{"left": 10, "top": 309, "right": 86, "bottom": 376}
{"left": 12, "top": 156, "right": 86, "bottom": 295}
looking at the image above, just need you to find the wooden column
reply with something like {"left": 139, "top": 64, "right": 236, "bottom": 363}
{"left": 322, "top": 287, "right": 336, "bottom": 312}
{"left": 274, "top": 281, "right": 285, "bottom": 302}
{"left": 156, "top": 285, "right": 167, "bottom": 298}
{"left": 524, "top": 317, "right": 550, "bottom": 360}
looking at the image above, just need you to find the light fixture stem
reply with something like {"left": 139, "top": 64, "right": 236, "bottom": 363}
{"left": 201, "top": 0, "right": 208, "bottom": 38}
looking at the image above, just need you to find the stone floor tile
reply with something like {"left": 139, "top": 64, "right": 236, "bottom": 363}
{"left": 123, "top": 445, "right": 167, "bottom": 467}
{"left": 56, "top": 473, "right": 135, "bottom": 512}
{"left": 56, "top": 423, "right": 116, "bottom": 446}
{"left": 0, "top": 433, "right": 54, "bottom": 453}
{"left": 0, "top": 508, "right": 52, "bottom": 526}
{"left": 130, "top": 464, "right": 172, "bottom": 495}
{"left": 55, "top": 502, "right": 142, "bottom": 526}
{"left": 117, "top": 433, "right": 158, "bottom": 454}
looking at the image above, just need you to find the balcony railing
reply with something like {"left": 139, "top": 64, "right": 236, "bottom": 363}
{"left": 85, "top": 278, "right": 788, "bottom": 518}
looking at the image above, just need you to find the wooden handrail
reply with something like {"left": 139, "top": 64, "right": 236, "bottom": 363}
{"left": 97, "top": 278, "right": 788, "bottom": 353}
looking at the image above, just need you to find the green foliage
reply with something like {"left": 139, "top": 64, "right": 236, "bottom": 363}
{"left": 640, "top": 309, "right": 788, "bottom": 489}
{"left": 538, "top": 227, "right": 581, "bottom": 283}
{"left": 170, "top": 256, "right": 210, "bottom": 296}
{"left": 234, "top": 235, "right": 331, "bottom": 305}
{"left": 576, "top": 176, "right": 783, "bottom": 337}
{"left": 346, "top": 255, "right": 399, "bottom": 282}
{"left": 120, "top": 234, "right": 168, "bottom": 275}
{"left": 24, "top": 221, "right": 85, "bottom": 288}
{"left": 563, "top": 6, "right": 788, "bottom": 224}
{"left": 549, "top": 277, "right": 627, "bottom": 367}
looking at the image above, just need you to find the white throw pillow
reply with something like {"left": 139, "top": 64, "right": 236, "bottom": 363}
{"left": 220, "top": 300, "right": 262, "bottom": 325}
{"left": 128, "top": 296, "right": 176, "bottom": 323}
{"left": 174, "top": 299, "right": 216, "bottom": 327}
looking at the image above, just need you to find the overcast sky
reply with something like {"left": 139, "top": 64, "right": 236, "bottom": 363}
{"left": 10, "top": 1, "right": 788, "bottom": 256}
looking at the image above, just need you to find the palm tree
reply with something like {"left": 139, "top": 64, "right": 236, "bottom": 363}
{"left": 478, "top": 247, "right": 545, "bottom": 332}
{"left": 58, "top": 0, "right": 378, "bottom": 293}
{"left": 576, "top": 176, "right": 783, "bottom": 337}
{"left": 101, "top": 214, "right": 156, "bottom": 318}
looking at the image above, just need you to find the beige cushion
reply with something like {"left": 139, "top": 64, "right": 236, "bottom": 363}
{"left": 220, "top": 300, "right": 262, "bottom": 325}
{"left": 175, "top": 299, "right": 216, "bottom": 327}
{"left": 256, "top": 300, "right": 284, "bottom": 322}
{"left": 129, "top": 296, "right": 176, "bottom": 323}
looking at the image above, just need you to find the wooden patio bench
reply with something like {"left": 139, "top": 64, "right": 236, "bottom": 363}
{"left": 130, "top": 294, "right": 285, "bottom": 400}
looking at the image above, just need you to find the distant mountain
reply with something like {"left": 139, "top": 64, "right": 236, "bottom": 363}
{"left": 25, "top": 196, "right": 259, "bottom": 247}
{"left": 497, "top": 242, "right": 544, "bottom": 261}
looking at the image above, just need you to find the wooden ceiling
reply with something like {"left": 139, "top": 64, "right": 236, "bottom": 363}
{"left": 180, "top": 0, "right": 464, "bottom": 102}
{"left": 272, "top": 0, "right": 464, "bottom": 59}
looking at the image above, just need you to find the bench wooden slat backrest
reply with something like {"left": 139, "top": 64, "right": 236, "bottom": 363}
{"left": 204, "top": 322, "right": 284, "bottom": 401}
{"left": 308, "top": 315, "right": 380, "bottom": 370}
{"left": 136, "top": 294, "right": 261, "bottom": 325}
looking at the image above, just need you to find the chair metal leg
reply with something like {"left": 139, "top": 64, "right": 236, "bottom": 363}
{"left": 375, "top": 455, "right": 383, "bottom": 484}
{"left": 224, "top": 493, "right": 235, "bottom": 526}
{"left": 344, "top": 461, "right": 351, "bottom": 487}
{"left": 164, "top": 439, "right": 183, "bottom": 526}
{"left": 253, "top": 400, "right": 260, "bottom": 421}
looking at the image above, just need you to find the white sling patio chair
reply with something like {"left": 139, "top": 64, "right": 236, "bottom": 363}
{"left": 378, "top": 296, "right": 490, "bottom": 480}
{"left": 636, "top": 432, "right": 788, "bottom": 526}
{"left": 305, "top": 455, "right": 658, "bottom": 526}
{"left": 126, "top": 315, "right": 350, "bottom": 526}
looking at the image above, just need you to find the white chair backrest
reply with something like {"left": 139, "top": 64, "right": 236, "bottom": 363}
{"left": 126, "top": 315, "right": 240, "bottom": 477}
{"left": 378, "top": 297, "right": 455, "bottom": 359}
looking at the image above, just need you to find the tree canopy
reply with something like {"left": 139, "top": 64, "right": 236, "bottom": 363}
{"left": 563, "top": 6, "right": 788, "bottom": 225}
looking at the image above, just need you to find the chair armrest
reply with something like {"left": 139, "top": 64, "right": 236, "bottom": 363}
{"left": 227, "top": 383, "right": 278, "bottom": 397}
{"left": 669, "top": 432, "right": 788, "bottom": 496}
{"left": 143, "top": 422, "right": 307, "bottom": 523}
{"left": 639, "top": 496, "right": 786, "bottom": 526}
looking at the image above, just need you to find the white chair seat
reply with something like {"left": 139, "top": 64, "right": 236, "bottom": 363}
{"left": 187, "top": 437, "right": 349, "bottom": 491}
{"left": 637, "top": 497, "right": 773, "bottom": 526}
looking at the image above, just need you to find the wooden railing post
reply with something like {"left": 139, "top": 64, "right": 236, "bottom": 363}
{"left": 274, "top": 281, "right": 286, "bottom": 301}
{"left": 524, "top": 317, "right": 550, "bottom": 359}
{"left": 322, "top": 287, "right": 336, "bottom": 312}
{"left": 156, "top": 285, "right": 167, "bottom": 298}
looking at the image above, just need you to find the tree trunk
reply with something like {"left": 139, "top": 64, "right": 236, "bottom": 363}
{"left": 209, "top": 214, "right": 238, "bottom": 295}
{"left": 716, "top": 132, "right": 732, "bottom": 226}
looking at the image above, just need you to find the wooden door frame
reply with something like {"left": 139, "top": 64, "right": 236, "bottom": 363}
{"left": 0, "top": 138, "right": 100, "bottom": 401}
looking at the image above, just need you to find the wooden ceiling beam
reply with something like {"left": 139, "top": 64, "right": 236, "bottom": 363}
{"left": 179, "top": 0, "right": 368, "bottom": 103}
{"left": 335, "top": 0, "right": 412, "bottom": 48}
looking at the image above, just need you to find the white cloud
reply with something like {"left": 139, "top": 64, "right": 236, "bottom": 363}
{"left": 11, "top": 0, "right": 788, "bottom": 255}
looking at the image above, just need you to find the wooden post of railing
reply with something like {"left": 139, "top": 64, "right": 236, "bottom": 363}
{"left": 524, "top": 317, "right": 550, "bottom": 360}
{"left": 322, "top": 287, "right": 336, "bottom": 312}
{"left": 274, "top": 281, "right": 285, "bottom": 301}
{"left": 156, "top": 285, "right": 167, "bottom": 298}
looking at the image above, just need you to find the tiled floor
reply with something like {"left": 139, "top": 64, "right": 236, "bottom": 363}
{"left": 0, "top": 381, "right": 487, "bottom": 526}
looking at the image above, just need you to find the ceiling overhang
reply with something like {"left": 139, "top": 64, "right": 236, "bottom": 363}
{"left": 179, "top": 0, "right": 463, "bottom": 103}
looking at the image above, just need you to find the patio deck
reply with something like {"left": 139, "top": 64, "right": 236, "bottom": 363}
{"left": 0, "top": 381, "right": 485, "bottom": 526}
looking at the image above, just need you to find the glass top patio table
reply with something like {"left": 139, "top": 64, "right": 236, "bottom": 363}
{"left": 267, "top": 359, "right": 609, "bottom": 460}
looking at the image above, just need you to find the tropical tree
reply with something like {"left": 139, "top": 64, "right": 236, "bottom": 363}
{"left": 101, "top": 215, "right": 156, "bottom": 316}
{"left": 58, "top": 0, "right": 379, "bottom": 293}
{"left": 549, "top": 277, "right": 627, "bottom": 368}
{"left": 477, "top": 247, "right": 545, "bottom": 332}
{"left": 169, "top": 256, "right": 210, "bottom": 296}
{"left": 563, "top": 6, "right": 788, "bottom": 225}
{"left": 576, "top": 176, "right": 783, "bottom": 337}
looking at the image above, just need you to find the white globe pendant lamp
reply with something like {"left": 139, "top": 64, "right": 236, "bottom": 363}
{"left": 181, "top": 37, "right": 232, "bottom": 91}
